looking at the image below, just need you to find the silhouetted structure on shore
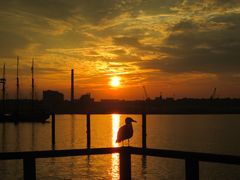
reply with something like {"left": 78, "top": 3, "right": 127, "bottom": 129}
{"left": 71, "top": 69, "right": 74, "bottom": 103}
{"left": 43, "top": 90, "right": 64, "bottom": 104}
{"left": 0, "top": 57, "right": 50, "bottom": 122}
{"left": 1, "top": 95, "right": 240, "bottom": 114}
{"left": 1, "top": 65, "right": 239, "bottom": 117}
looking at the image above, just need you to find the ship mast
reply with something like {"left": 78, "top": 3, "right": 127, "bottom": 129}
{"left": 0, "top": 64, "right": 6, "bottom": 113}
{"left": 2, "top": 63, "right": 6, "bottom": 102}
{"left": 31, "top": 58, "right": 34, "bottom": 101}
{"left": 16, "top": 56, "right": 20, "bottom": 101}
{"left": 16, "top": 56, "right": 20, "bottom": 114}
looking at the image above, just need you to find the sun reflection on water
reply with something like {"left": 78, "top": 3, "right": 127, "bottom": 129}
{"left": 111, "top": 114, "right": 120, "bottom": 179}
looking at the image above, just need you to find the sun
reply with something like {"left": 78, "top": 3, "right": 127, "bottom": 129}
{"left": 110, "top": 76, "right": 121, "bottom": 87}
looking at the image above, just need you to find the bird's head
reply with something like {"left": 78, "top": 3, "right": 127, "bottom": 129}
{"left": 125, "top": 117, "right": 137, "bottom": 124}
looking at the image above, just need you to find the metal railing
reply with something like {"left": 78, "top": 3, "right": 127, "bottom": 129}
{"left": 0, "top": 147, "right": 240, "bottom": 180}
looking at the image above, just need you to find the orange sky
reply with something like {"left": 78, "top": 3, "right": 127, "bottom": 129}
{"left": 0, "top": 0, "right": 240, "bottom": 100}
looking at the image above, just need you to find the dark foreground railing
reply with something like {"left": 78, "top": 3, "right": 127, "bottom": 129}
{"left": 0, "top": 147, "right": 240, "bottom": 180}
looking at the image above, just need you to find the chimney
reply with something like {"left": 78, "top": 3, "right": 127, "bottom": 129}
{"left": 71, "top": 69, "right": 74, "bottom": 102}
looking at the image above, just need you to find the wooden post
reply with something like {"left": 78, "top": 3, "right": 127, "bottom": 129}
{"left": 142, "top": 113, "right": 147, "bottom": 149}
{"left": 87, "top": 113, "right": 91, "bottom": 149}
{"left": 185, "top": 157, "right": 199, "bottom": 180}
{"left": 120, "top": 148, "right": 131, "bottom": 180}
{"left": 52, "top": 113, "right": 55, "bottom": 149}
{"left": 23, "top": 157, "right": 36, "bottom": 180}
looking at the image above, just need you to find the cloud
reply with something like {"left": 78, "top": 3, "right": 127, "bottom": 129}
{"left": 210, "top": 12, "right": 240, "bottom": 28}
{"left": 171, "top": 20, "right": 198, "bottom": 31}
{"left": 137, "top": 12, "right": 240, "bottom": 73}
{"left": 0, "top": 0, "right": 75, "bottom": 20}
{"left": 0, "top": 30, "right": 30, "bottom": 57}
{"left": 0, "top": 0, "right": 125, "bottom": 24}
{"left": 1, "top": 0, "right": 240, "bottom": 98}
{"left": 113, "top": 36, "right": 141, "bottom": 47}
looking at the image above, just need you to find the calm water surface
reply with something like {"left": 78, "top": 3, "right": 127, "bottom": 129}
{"left": 0, "top": 114, "right": 240, "bottom": 179}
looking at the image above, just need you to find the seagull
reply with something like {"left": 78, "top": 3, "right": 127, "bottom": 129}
{"left": 116, "top": 117, "right": 137, "bottom": 146}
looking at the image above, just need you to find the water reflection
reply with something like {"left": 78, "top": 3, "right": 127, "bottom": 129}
{"left": 1, "top": 123, "right": 6, "bottom": 151}
{"left": 71, "top": 115, "right": 75, "bottom": 149}
{"left": 111, "top": 114, "right": 120, "bottom": 179}
{"left": 16, "top": 124, "right": 20, "bottom": 151}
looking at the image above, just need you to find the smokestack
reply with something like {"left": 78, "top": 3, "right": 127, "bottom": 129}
{"left": 71, "top": 69, "right": 74, "bottom": 102}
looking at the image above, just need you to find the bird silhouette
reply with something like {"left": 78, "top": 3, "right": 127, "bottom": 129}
{"left": 116, "top": 117, "right": 137, "bottom": 146}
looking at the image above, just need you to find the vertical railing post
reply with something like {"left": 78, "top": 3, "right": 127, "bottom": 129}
{"left": 87, "top": 113, "right": 91, "bottom": 149}
{"left": 52, "top": 113, "right": 55, "bottom": 149}
{"left": 23, "top": 157, "right": 36, "bottom": 180}
{"left": 142, "top": 113, "right": 147, "bottom": 149}
{"left": 120, "top": 148, "right": 131, "bottom": 180}
{"left": 185, "top": 157, "right": 199, "bottom": 180}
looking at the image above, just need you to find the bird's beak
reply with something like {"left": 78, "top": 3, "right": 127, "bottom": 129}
{"left": 132, "top": 119, "right": 137, "bottom": 123}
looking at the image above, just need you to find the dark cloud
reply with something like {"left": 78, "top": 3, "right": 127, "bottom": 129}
{"left": 115, "top": 54, "right": 141, "bottom": 62}
{"left": 138, "top": 15, "right": 240, "bottom": 74}
{"left": 210, "top": 0, "right": 240, "bottom": 6}
{"left": 210, "top": 13, "right": 240, "bottom": 29}
{"left": 0, "top": 0, "right": 182, "bottom": 24}
{"left": 0, "top": 0, "right": 73, "bottom": 20}
{"left": 171, "top": 20, "right": 198, "bottom": 31}
{"left": 112, "top": 35, "right": 159, "bottom": 52}
{"left": 111, "top": 49, "right": 127, "bottom": 56}
{"left": 137, "top": 0, "right": 179, "bottom": 14}
{"left": 0, "top": 30, "right": 30, "bottom": 58}
{"left": 177, "top": 0, "right": 240, "bottom": 7}
{"left": 140, "top": 45, "right": 240, "bottom": 74}
{"left": 113, "top": 36, "right": 141, "bottom": 47}
{"left": 35, "top": 66, "right": 67, "bottom": 75}
{"left": 0, "top": 0, "right": 122, "bottom": 23}
{"left": 1, "top": 0, "right": 240, "bottom": 76}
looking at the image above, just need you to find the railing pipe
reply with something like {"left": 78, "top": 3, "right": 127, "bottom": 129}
{"left": 120, "top": 148, "right": 131, "bottom": 180}
{"left": 87, "top": 113, "right": 91, "bottom": 149}
{"left": 51, "top": 113, "right": 55, "bottom": 149}
{"left": 142, "top": 113, "right": 147, "bottom": 148}
{"left": 23, "top": 157, "right": 36, "bottom": 180}
{"left": 185, "top": 157, "right": 199, "bottom": 180}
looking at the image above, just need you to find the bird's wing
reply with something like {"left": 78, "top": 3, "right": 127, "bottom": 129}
{"left": 116, "top": 125, "right": 125, "bottom": 142}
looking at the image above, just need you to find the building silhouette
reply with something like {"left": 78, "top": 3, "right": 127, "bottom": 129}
{"left": 43, "top": 90, "right": 64, "bottom": 104}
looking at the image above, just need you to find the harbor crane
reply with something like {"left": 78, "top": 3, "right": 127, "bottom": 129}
{"left": 142, "top": 86, "right": 150, "bottom": 100}
{"left": 210, "top": 87, "right": 217, "bottom": 99}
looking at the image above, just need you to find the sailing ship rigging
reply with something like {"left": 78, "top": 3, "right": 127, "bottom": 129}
{"left": 0, "top": 57, "right": 50, "bottom": 122}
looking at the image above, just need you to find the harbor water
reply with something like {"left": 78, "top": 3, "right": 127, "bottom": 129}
{"left": 0, "top": 114, "right": 240, "bottom": 179}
